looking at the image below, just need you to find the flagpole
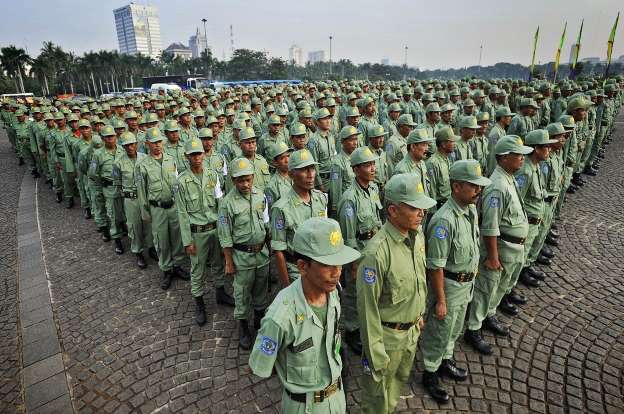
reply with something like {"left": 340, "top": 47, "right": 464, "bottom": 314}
{"left": 553, "top": 22, "right": 567, "bottom": 82}
{"left": 570, "top": 19, "right": 584, "bottom": 79}
{"left": 529, "top": 26, "right": 539, "bottom": 81}
{"left": 604, "top": 12, "right": 620, "bottom": 80}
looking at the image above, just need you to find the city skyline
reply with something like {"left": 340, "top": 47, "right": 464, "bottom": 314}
{"left": 1, "top": 0, "right": 622, "bottom": 70}
{"left": 113, "top": 3, "right": 162, "bottom": 59}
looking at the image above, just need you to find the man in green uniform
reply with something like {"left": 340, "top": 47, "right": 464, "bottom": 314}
{"left": 336, "top": 146, "right": 382, "bottom": 355}
{"left": 308, "top": 108, "right": 337, "bottom": 192}
{"left": 113, "top": 131, "right": 154, "bottom": 269}
{"left": 487, "top": 107, "right": 515, "bottom": 173}
{"left": 75, "top": 120, "right": 94, "bottom": 218}
{"left": 136, "top": 127, "right": 189, "bottom": 290}
{"left": 420, "top": 159, "right": 491, "bottom": 404}
{"left": 175, "top": 138, "right": 226, "bottom": 326}
{"left": 471, "top": 112, "right": 490, "bottom": 175}
{"left": 507, "top": 98, "right": 537, "bottom": 139}
{"left": 249, "top": 217, "right": 359, "bottom": 414}
{"left": 452, "top": 116, "right": 478, "bottom": 162}
{"left": 234, "top": 127, "right": 271, "bottom": 192}
{"left": 385, "top": 114, "right": 416, "bottom": 175}
{"left": 357, "top": 173, "right": 435, "bottom": 413}
{"left": 217, "top": 157, "right": 270, "bottom": 349}
{"left": 391, "top": 128, "right": 433, "bottom": 198}
{"left": 264, "top": 141, "right": 292, "bottom": 210}
{"left": 464, "top": 136, "right": 533, "bottom": 355}
{"left": 328, "top": 126, "right": 359, "bottom": 217}
{"left": 514, "top": 129, "right": 558, "bottom": 288}
{"left": 89, "top": 125, "right": 126, "bottom": 252}
{"left": 271, "top": 149, "right": 328, "bottom": 286}
{"left": 367, "top": 125, "right": 389, "bottom": 193}
{"left": 48, "top": 112, "right": 68, "bottom": 203}
{"left": 257, "top": 114, "right": 285, "bottom": 159}
{"left": 427, "top": 127, "right": 456, "bottom": 209}
{"left": 163, "top": 120, "right": 188, "bottom": 173}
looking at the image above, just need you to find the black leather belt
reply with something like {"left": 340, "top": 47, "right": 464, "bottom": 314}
{"left": 191, "top": 222, "right": 216, "bottom": 233}
{"left": 123, "top": 190, "right": 137, "bottom": 199}
{"left": 233, "top": 243, "right": 264, "bottom": 253}
{"left": 357, "top": 228, "right": 378, "bottom": 241}
{"left": 444, "top": 271, "right": 476, "bottom": 283}
{"left": 285, "top": 378, "right": 342, "bottom": 403}
{"left": 527, "top": 216, "right": 542, "bottom": 225}
{"left": 544, "top": 196, "right": 556, "bottom": 203}
{"left": 101, "top": 178, "right": 113, "bottom": 187}
{"left": 381, "top": 321, "right": 415, "bottom": 330}
{"left": 499, "top": 233, "right": 526, "bottom": 245}
{"left": 149, "top": 199, "right": 174, "bottom": 209}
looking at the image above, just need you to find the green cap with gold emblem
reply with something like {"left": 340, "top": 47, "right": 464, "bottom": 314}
{"left": 184, "top": 138, "right": 204, "bottom": 154}
{"left": 368, "top": 124, "right": 387, "bottom": 138}
{"left": 266, "top": 141, "right": 291, "bottom": 161}
{"left": 449, "top": 159, "right": 491, "bottom": 186}
{"left": 407, "top": 128, "right": 433, "bottom": 144}
{"left": 384, "top": 173, "right": 436, "bottom": 209}
{"left": 313, "top": 107, "right": 331, "bottom": 121}
{"left": 350, "top": 146, "right": 379, "bottom": 166}
{"left": 435, "top": 126, "right": 458, "bottom": 143}
{"left": 458, "top": 115, "right": 479, "bottom": 129}
{"left": 78, "top": 119, "right": 91, "bottom": 128}
{"left": 268, "top": 114, "right": 281, "bottom": 125}
{"left": 119, "top": 131, "right": 137, "bottom": 146}
{"left": 164, "top": 120, "right": 180, "bottom": 132}
{"left": 288, "top": 148, "right": 318, "bottom": 171}
{"left": 558, "top": 115, "right": 575, "bottom": 129}
{"left": 524, "top": 129, "right": 558, "bottom": 146}
{"left": 339, "top": 125, "right": 359, "bottom": 141}
{"left": 146, "top": 127, "right": 164, "bottom": 142}
{"left": 100, "top": 125, "right": 116, "bottom": 137}
{"left": 292, "top": 217, "right": 360, "bottom": 265}
{"left": 397, "top": 113, "right": 417, "bottom": 126}
{"left": 239, "top": 127, "right": 256, "bottom": 141}
{"left": 494, "top": 135, "right": 533, "bottom": 155}
{"left": 290, "top": 122, "right": 307, "bottom": 136}
{"left": 546, "top": 122, "right": 566, "bottom": 137}
{"left": 124, "top": 110, "right": 138, "bottom": 119}
{"left": 230, "top": 157, "right": 254, "bottom": 177}
{"left": 198, "top": 127, "right": 214, "bottom": 139}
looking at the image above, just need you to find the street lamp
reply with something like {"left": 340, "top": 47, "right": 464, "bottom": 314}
{"left": 329, "top": 35, "right": 333, "bottom": 76}
{"left": 201, "top": 18, "right": 210, "bottom": 78}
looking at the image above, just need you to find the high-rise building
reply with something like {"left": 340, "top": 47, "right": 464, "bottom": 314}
{"left": 113, "top": 3, "right": 162, "bottom": 59}
{"left": 289, "top": 45, "right": 303, "bottom": 66}
{"left": 308, "top": 50, "right": 325, "bottom": 64}
{"left": 189, "top": 27, "right": 208, "bottom": 58}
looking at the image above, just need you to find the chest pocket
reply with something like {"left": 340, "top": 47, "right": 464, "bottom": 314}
{"left": 528, "top": 173, "right": 543, "bottom": 199}
{"left": 356, "top": 198, "right": 380, "bottom": 233}
{"left": 232, "top": 201, "right": 253, "bottom": 236}
{"left": 121, "top": 165, "right": 135, "bottom": 189}
{"left": 184, "top": 183, "right": 202, "bottom": 212}
{"left": 286, "top": 333, "right": 319, "bottom": 386}
{"left": 385, "top": 269, "right": 411, "bottom": 305}
{"left": 451, "top": 236, "right": 471, "bottom": 266}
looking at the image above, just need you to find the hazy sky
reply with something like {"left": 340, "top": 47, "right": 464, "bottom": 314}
{"left": 1, "top": 0, "right": 621, "bottom": 70}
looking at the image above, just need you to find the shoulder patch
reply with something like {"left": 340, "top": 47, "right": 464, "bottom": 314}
{"left": 330, "top": 170, "right": 339, "bottom": 180}
{"left": 259, "top": 336, "right": 278, "bottom": 356}
{"left": 488, "top": 196, "right": 501, "bottom": 208}
{"left": 345, "top": 204, "right": 354, "bottom": 218}
{"left": 218, "top": 214, "right": 228, "bottom": 225}
{"left": 363, "top": 267, "right": 377, "bottom": 284}
{"left": 541, "top": 163, "right": 549, "bottom": 174}
{"left": 434, "top": 225, "right": 449, "bottom": 240}
{"left": 275, "top": 217, "right": 284, "bottom": 230}
{"left": 515, "top": 174, "right": 528, "bottom": 188}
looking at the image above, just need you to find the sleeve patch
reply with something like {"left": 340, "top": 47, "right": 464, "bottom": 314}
{"left": 275, "top": 217, "right": 284, "bottom": 230}
{"left": 345, "top": 204, "right": 354, "bottom": 218}
{"left": 218, "top": 214, "right": 228, "bottom": 224}
{"left": 259, "top": 336, "right": 278, "bottom": 356}
{"left": 363, "top": 267, "right": 377, "bottom": 284}
{"left": 488, "top": 196, "right": 501, "bottom": 208}
{"left": 515, "top": 174, "right": 527, "bottom": 188}
{"left": 434, "top": 225, "right": 449, "bottom": 239}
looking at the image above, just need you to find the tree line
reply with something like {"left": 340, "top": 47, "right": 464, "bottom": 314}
{"left": 1, "top": 41, "right": 622, "bottom": 96}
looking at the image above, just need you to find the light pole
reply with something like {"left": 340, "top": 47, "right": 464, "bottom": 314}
{"left": 201, "top": 18, "right": 209, "bottom": 78}
{"left": 403, "top": 46, "right": 408, "bottom": 80}
{"left": 329, "top": 35, "right": 333, "bottom": 76}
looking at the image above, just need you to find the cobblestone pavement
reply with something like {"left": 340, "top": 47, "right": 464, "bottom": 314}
{"left": 0, "top": 133, "right": 25, "bottom": 413}
{"left": 29, "top": 114, "right": 624, "bottom": 413}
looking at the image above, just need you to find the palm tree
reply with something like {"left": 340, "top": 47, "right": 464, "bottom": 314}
{"left": 0, "top": 45, "right": 32, "bottom": 93}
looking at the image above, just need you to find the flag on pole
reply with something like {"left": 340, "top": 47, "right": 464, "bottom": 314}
{"left": 553, "top": 22, "right": 567, "bottom": 81}
{"left": 606, "top": 12, "right": 620, "bottom": 74}
{"left": 529, "top": 26, "right": 539, "bottom": 80}
{"left": 571, "top": 19, "right": 584, "bottom": 70}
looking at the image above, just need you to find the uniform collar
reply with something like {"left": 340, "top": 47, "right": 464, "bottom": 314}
{"left": 292, "top": 277, "right": 337, "bottom": 328}
{"left": 448, "top": 196, "right": 469, "bottom": 216}
{"left": 384, "top": 221, "right": 407, "bottom": 243}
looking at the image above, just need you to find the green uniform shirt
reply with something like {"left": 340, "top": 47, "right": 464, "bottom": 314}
{"left": 89, "top": 145, "right": 125, "bottom": 197}
{"left": 541, "top": 151, "right": 564, "bottom": 196}
{"left": 514, "top": 159, "right": 546, "bottom": 219}
{"left": 391, "top": 155, "right": 431, "bottom": 198}
{"left": 452, "top": 138, "right": 473, "bottom": 162}
{"left": 135, "top": 153, "right": 178, "bottom": 220}
{"left": 265, "top": 172, "right": 292, "bottom": 211}
{"left": 175, "top": 167, "right": 223, "bottom": 247}
{"left": 164, "top": 140, "right": 188, "bottom": 173}
{"left": 328, "top": 150, "right": 355, "bottom": 215}
{"left": 479, "top": 166, "right": 528, "bottom": 261}
{"left": 249, "top": 278, "right": 342, "bottom": 393}
{"left": 356, "top": 221, "right": 427, "bottom": 373}
{"left": 507, "top": 114, "right": 535, "bottom": 139}
{"left": 307, "top": 130, "right": 337, "bottom": 188}
{"left": 217, "top": 186, "right": 269, "bottom": 270}
{"left": 384, "top": 131, "right": 407, "bottom": 175}
{"left": 337, "top": 180, "right": 382, "bottom": 251}
{"left": 426, "top": 151, "right": 451, "bottom": 203}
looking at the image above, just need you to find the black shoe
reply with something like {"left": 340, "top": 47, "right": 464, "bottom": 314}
{"left": 464, "top": 329, "right": 493, "bottom": 355}
{"left": 584, "top": 167, "right": 597, "bottom": 176}
{"left": 114, "top": 238, "right": 124, "bottom": 255}
{"left": 526, "top": 266, "right": 546, "bottom": 280}
{"left": 172, "top": 266, "right": 190, "bottom": 280}
{"left": 84, "top": 208, "right": 92, "bottom": 219}
{"left": 520, "top": 270, "right": 541, "bottom": 288}
{"left": 540, "top": 246, "right": 555, "bottom": 259}
{"left": 548, "top": 228, "right": 559, "bottom": 239}
{"left": 238, "top": 320, "right": 252, "bottom": 350}
{"left": 508, "top": 289, "right": 527, "bottom": 305}
{"left": 18, "top": 157, "right": 24, "bottom": 165}
{"left": 566, "top": 185, "right": 577, "bottom": 194}
{"left": 550, "top": 223, "right": 558, "bottom": 231}
{"left": 345, "top": 330, "right": 363, "bottom": 355}
{"left": 438, "top": 359, "right": 468, "bottom": 381}
{"left": 148, "top": 247, "right": 158, "bottom": 261}
{"left": 498, "top": 296, "right": 519, "bottom": 317}
{"left": 65, "top": 197, "right": 74, "bottom": 209}
{"left": 545, "top": 235, "right": 559, "bottom": 246}
{"left": 136, "top": 253, "right": 147, "bottom": 269}
{"left": 216, "top": 287, "right": 235, "bottom": 307}
{"left": 160, "top": 270, "right": 172, "bottom": 290}
{"left": 484, "top": 315, "right": 510, "bottom": 336}
{"left": 55, "top": 192, "right": 63, "bottom": 203}
{"left": 96, "top": 226, "right": 103, "bottom": 233}
{"left": 254, "top": 309, "right": 266, "bottom": 330}
{"left": 32, "top": 170, "right": 40, "bottom": 178}
{"left": 100, "top": 227, "right": 111, "bottom": 242}
{"left": 536, "top": 254, "right": 552, "bottom": 266}
{"left": 422, "top": 371, "right": 450, "bottom": 404}
{"left": 194, "top": 296, "right": 207, "bottom": 326}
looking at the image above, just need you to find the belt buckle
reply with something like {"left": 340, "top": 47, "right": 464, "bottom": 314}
{"left": 314, "top": 391, "right": 324, "bottom": 403}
